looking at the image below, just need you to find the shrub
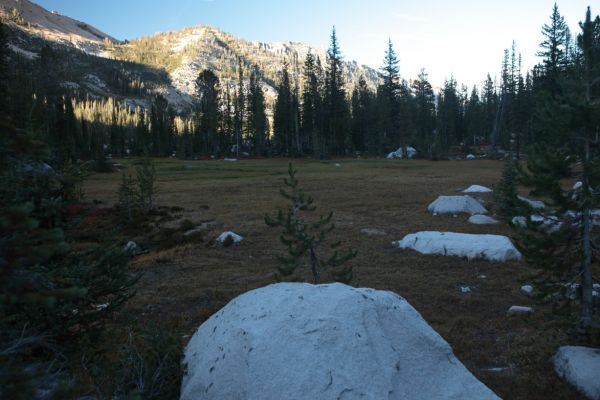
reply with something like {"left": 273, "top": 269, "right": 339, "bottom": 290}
{"left": 0, "top": 133, "right": 141, "bottom": 397}
{"left": 114, "top": 325, "right": 184, "bottom": 400}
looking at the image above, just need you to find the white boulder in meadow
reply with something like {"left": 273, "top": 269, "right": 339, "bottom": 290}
{"left": 463, "top": 185, "right": 492, "bottom": 193}
{"left": 180, "top": 283, "right": 499, "bottom": 400}
{"left": 511, "top": 215, "right": 561, "bottom": 232}
{"left": 123, "top": 240, "right": 141, "bottom": 254}
{"left": 387, "top": 146, "right": 417, "bottom": 159}
{"left": 517, "top": 195, "right": 545, "bottom": 210}
{"left": 468, "top": 215, "right": 499, "bottom": 225}
{"left": 393, "top": 231, "right": 521, "bottom": 262}
{"left": 428, "top": 195, "right": 488, "bottom": 215}
{"left": 553, "top": 346, "right": 600, "bottom": 400}
{"left": 520, "top": 285, "right": 534, "bottom": 296}
{"left": 123, "top": 240, "right": 137, "bottom": 252}
{"left": 511, "top": 216, "right": 527, "bottom": 227}
{"left": 216, "top": 231, "right": 243, "bottom": 244}
{"left": 507, "top": 305, "right": 534, "bottom": 315}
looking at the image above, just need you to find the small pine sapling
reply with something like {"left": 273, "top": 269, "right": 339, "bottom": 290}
{"left": 265, "top": 163, "right": 356, "bottom": 283}
{"left": 60, "top": 159, "right": 90, "bottom": 203}
{"left": 495, "top": 158, "right": 523, "bottom": 219}
{"left": 118, "top": 173, "right": 138, "bottom": 222}
{"left": 135, "top": 155, "right": 157, "bottom": 212}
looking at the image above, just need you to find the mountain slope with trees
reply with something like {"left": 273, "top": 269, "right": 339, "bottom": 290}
{"left": 0, "top": 0, "right": 380, "bottom": 112}
{"left": 0, "top": 0, "right": 598, "bottom": 162}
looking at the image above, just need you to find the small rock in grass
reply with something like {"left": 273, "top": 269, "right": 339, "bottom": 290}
{"left": 123, "top": 240, "right": 140, "bottom": 254}
{"left": 460, "top": 286, "right": 471, "bottom": 293}
{"left": 184, "top": 222, "right": 216, "bottom": 237}
{"left": 507, "top": 305, "right": 534, "bottom": 315}
{"left": 360, "top": 228, "right": 387, "bottom": 237}
{"left": 469, "top": 215, "right": 499, "bottom": 225}
{"left": 482, "top": 366, "right": 511, "bottom": 373}
{"left": 520, "top": 285, "right": 534, "bottom": 296}
{"left": 511, "top": 216, "right": 527, "bottom": 227}
{"left": 512, "top": 214, "right": 561, "bottom": 232}
{"left": 517, "top": 195, "right": 545, "bottom": 210}
{"left": 184, "top": 227, "right": 203, "bottom": 237}
{"left": 216, "top": 231, "right": 243, "bottom": 246}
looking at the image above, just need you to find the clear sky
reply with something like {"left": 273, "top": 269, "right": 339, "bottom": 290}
{"left": 35, "top": 0, "right": 593, "bottom": 88}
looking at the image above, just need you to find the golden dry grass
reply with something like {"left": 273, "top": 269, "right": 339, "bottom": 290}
{"left": 85, "top": 158, "right": 585, "bottom": 399}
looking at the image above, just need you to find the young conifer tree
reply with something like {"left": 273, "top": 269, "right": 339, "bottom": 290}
{"left": 135, "top": 155, "right": 157, "bottom": 212}
{"left": 495, "top": 158, "right": 522, "bottom": 219}
{"left": 118, "top": 173, "right": 138, "bottom": 222}
{"left": 265, "top": 163, "right": 356, "bottom": 283}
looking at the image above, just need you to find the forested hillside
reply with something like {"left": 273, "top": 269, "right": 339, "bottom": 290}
{"left": 2, "top": 1, "right": 597, "bottom": 163}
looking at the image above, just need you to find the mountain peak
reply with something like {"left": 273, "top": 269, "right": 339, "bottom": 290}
{"left": 2, "top": 0, "right": 381, "bottom": 114}
{"left": 0, "top": 0, "right": 118, "bottom": 44}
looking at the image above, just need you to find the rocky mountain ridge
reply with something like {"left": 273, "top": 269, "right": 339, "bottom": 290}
{"left": 1, "top": 0, "right": 381, "bottom": 113}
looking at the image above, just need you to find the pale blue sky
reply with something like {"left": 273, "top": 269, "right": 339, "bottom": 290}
{"left": 36, "top": 0, "right": 593, "bottom": 87}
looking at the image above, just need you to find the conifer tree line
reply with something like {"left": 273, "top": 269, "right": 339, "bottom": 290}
{"left": 1, "top": 4, "right": 598, "bottom": 163}
{"left": 498, "top": 5, "right": 600, "bottom": 331}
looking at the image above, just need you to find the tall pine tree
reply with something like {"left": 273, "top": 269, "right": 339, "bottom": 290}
{"left": 378, "top": 39, "right": 401, "bottom": 153}
{"left": 411, "top": 69, "right": 436, "bottom": 158}
{"left": 273, "top": 65, "right": 294, "bottom": 156}
{"left": 301, "top": 52, "right": 324, "bottom": 158}
{"left": 247, "top": 66, "right": 268, "bottom": 156}
{"left": 196, "top": 69, "right": 221, "bottom": 156}
{"left": 515, "top": 7, "right": 600, "bottom": 332}
{"left": 323, "top": 27, "right": 349, "bottom": 156}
